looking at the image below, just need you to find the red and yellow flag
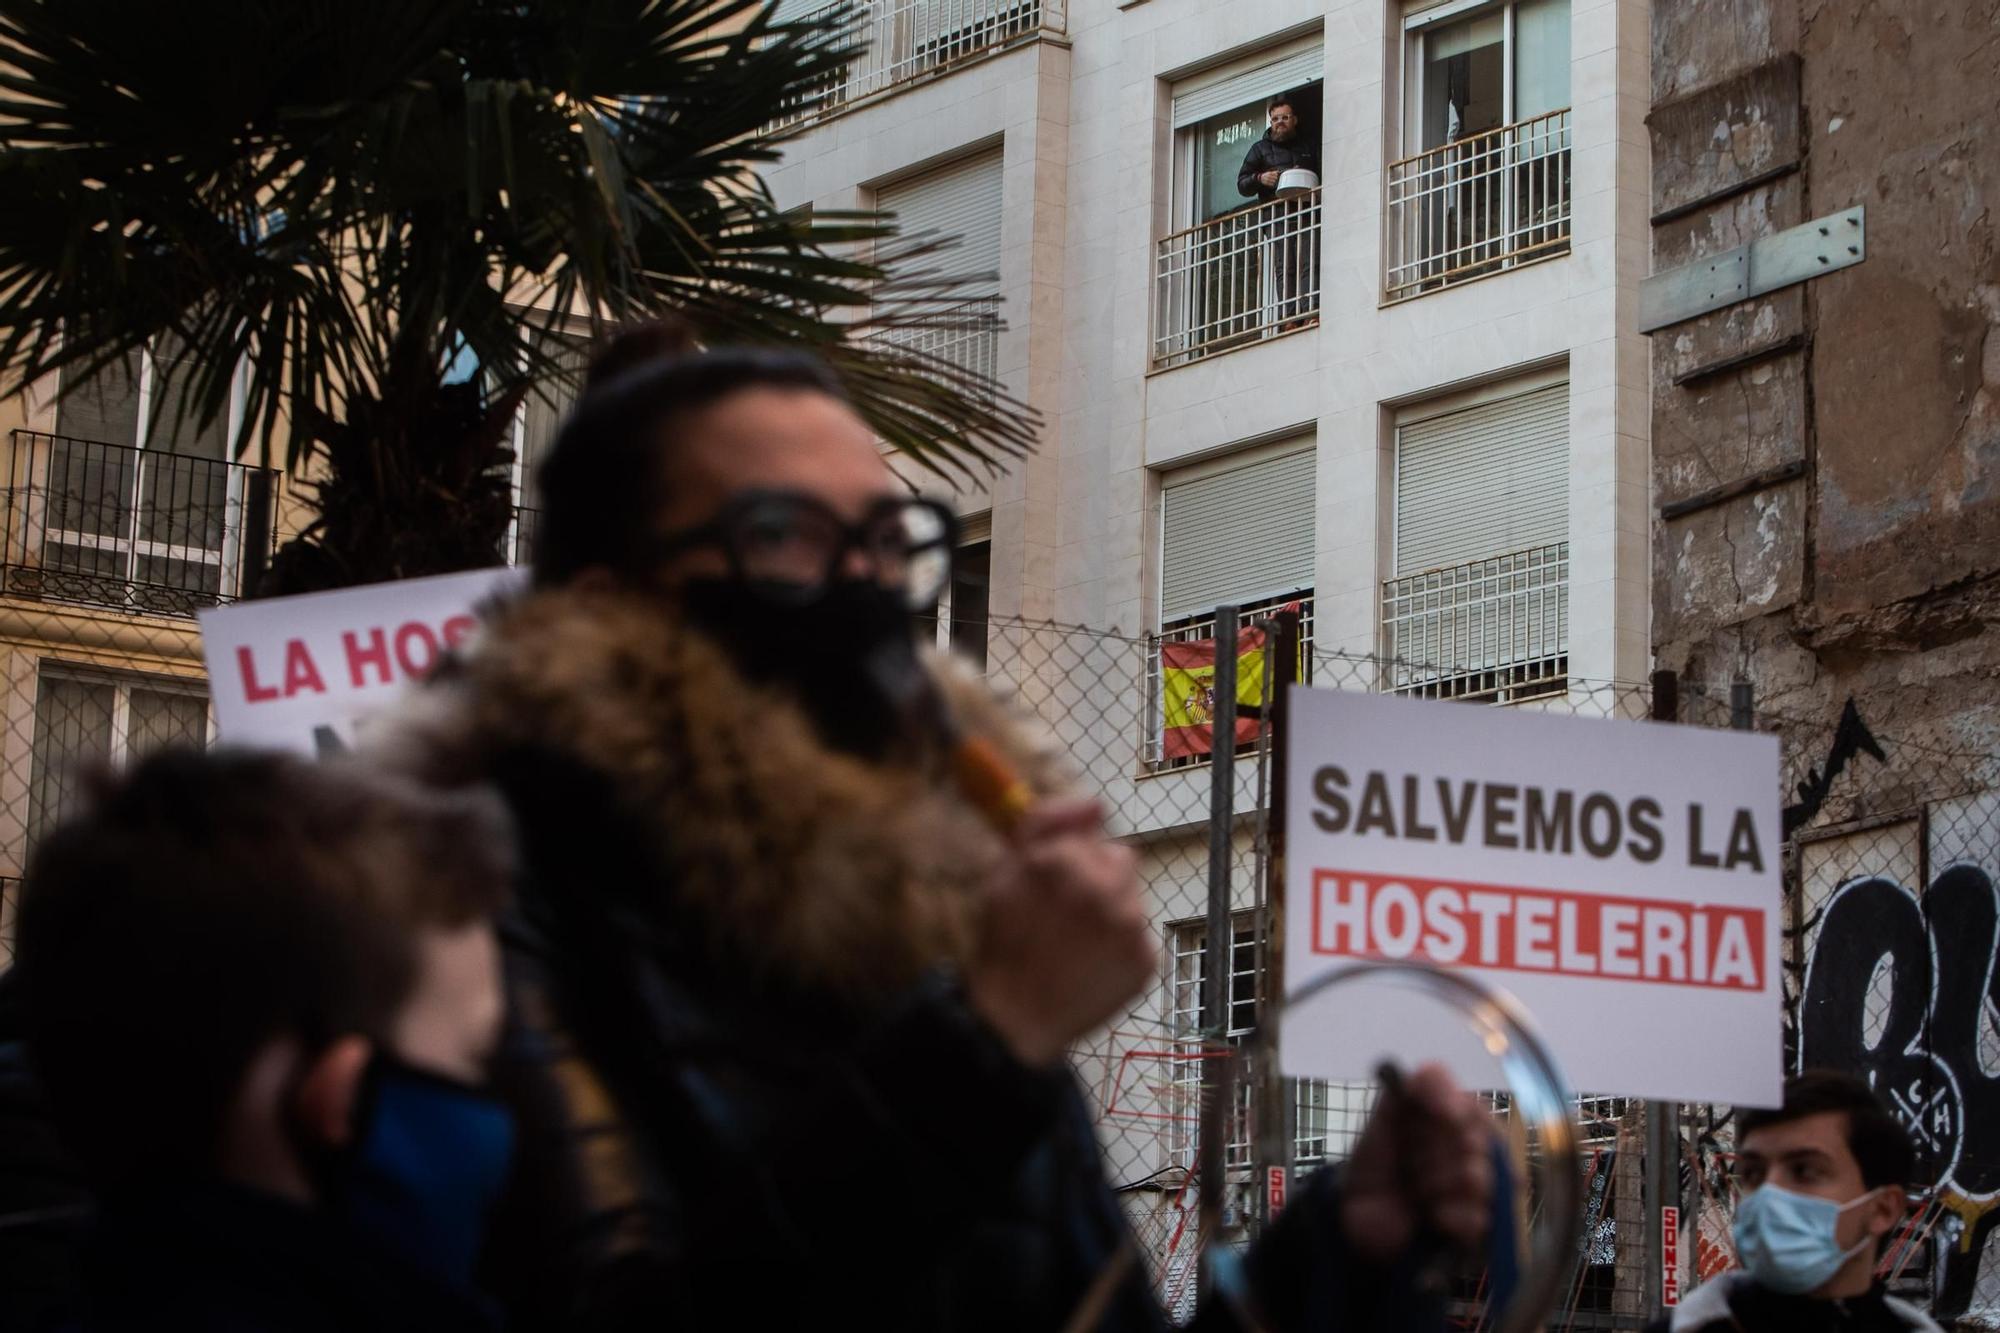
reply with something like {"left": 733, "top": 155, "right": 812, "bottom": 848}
{"left": 1160, "top": 625, "right": 1269, "bottom": 760}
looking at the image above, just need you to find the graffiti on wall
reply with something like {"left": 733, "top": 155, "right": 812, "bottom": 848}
{"left": 1799, "top": 864, "right": 2000, "bottom": 1322}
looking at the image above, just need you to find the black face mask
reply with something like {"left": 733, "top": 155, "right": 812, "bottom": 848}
{"left": 678, "top": 577, "right": 935, "bottom": 762}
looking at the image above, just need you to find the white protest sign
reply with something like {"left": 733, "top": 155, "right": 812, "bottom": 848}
{"left": 198, "top": 567, "right": 525, "bottom": 757}
{"left": 1281, "top": 687, "right": 1783, "bottom": 1107}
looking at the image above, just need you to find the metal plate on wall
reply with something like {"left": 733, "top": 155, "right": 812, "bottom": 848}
{"left": 1640, "top": 205, "right": 1865, "bottom": 333}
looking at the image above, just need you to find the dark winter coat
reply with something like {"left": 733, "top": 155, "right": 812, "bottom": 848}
{"left": 73, "top": 1181, "right": 498, "bottom": 1333}
{"left": 1645, "top": 1272, "right": 1943, "bottom": 1333}
{"left": 0, "top": 971, "right": 89, "bottom": 1333}
{"left": 378, "top": 586, "right": 1447, "bottom": 1333}
{"left": 1237, "top": 131, "right": 1322, "bottom": 203}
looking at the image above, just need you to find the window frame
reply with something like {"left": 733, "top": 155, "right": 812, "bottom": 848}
{"left": 49, "top": 346, "right": 257, "bottom": 605}
{"left": 928, "top": 512, "right": 992, "bottom": 668}
{"left": 1166, "top": 35, "right": 1324, "bottom": 233}
{"left": 25, "top": 662, "right": 213, "bottom": 860}
{"left": 1399, "top": 0, "right": 1568, "bottom": 157}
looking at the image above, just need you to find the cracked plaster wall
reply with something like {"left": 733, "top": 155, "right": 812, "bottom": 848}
{"left": 1649, "top": 0, "right": 2000, "bottom": 741}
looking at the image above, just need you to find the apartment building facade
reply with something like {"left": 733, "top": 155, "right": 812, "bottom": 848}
{"left": 765, "top": 0, "right": 1652, "bottom": 1298}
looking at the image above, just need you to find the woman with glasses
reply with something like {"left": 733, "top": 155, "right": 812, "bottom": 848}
{"left": 376, "top": 324, "right": 1493, "bottom": 1333}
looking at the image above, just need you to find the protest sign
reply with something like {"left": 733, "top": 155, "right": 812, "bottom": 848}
{"left": 1281, "top": 687, "right": 1783, "bottom": 1106}
{"left": 199, "top": 567, "right": 524, "bottom": 757}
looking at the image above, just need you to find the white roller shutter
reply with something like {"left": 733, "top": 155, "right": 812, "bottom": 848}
{"left": 878, "top": 147, "right": 1005, "bottom": 291}
{"left": 1171, "top": 41, "right": 1325, "bottom": 128}
{"left": 1161, "top": 444, "right": 1316, "bottom": 621}
{"left": 1394, "top": 382, "right": 1569, "bottom": 575}
{"left": 770, "top": 0, "right": 832, "bottom": 21}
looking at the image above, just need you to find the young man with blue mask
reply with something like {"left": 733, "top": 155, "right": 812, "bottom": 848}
{"left": 1653, "top": 1070, "right": 1936, "bottom": 1333}
{"left": 13, "top": 749, "right": 517, "bottom": 1332}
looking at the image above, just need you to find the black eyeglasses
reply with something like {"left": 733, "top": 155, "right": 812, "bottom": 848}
{"left": 652, "top": 490, "right": 959, "bottom": 609}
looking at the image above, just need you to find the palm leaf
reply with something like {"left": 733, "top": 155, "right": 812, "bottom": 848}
{"left": 0, "top": 0, "right": 1037, "bottom": 590}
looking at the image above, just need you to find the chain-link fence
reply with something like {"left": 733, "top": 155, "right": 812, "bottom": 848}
{"left": 0, "top": 547, "right": 1996, "bottom": 1328}
{"left": 1662, "top": 684, "right": 2000, "bottom": 1331}
{"left": 984, "top": 601, "right": 1661, "bottom": 1327}
{"left": 984, "top": 606, "right": 2000, "bottom": 1330}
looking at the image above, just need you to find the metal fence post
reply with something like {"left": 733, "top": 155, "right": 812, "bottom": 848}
{"left": 1256, "top": 608, "right": 1301, "bottom": 1225}
{"left": 1197, "top": 606, "right": 1240, "bottom": 1299}
{"left": 1201, "top": 604, "right": 1240, "bottom": 1038}
{"left": 1645, "top": 670, "right": 1682, "bottom": 1317}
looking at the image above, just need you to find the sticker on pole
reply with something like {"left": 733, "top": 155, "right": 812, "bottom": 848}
{"left": 1662, "top": 1205, "right": 1680, "bottom": 1306}
{"left": 199, "top": 567, "right": 525, "bottom": 758}
{"left": 1281, "top": 687, "right": 1782, "bottom": 1107}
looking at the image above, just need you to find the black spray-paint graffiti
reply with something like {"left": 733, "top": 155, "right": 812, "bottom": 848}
{"left": 1799, "top": 865, "right": 2000, "bottom": 1321}
{"left": 1783, "top": 697, "right": 1887, "bottom": 839}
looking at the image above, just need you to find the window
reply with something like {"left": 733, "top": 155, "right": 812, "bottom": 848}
{"left": 12, "top": 342, "right": 271, "bottom": 614}
{"left": 26, "top": 667, "right": 209, "bottom": 856}
{"left": 1170, "top": 912, "right": 1336, "bottom": 1171}
{"left": 1386, "top": 0, "right": 1573, "bottom": 298}
{"left": 919, "top": 514, "right": 991, "bottom": 670}
{"left": 1404, "top": 0, "right": 1569, "bottom": 153}
{"left": 507, "top": 328, "right": 587, "bottom": 567}
{"left": 1154, "top": 41, "right": 1326, "bottom": 367}
{"left": 769, "top": 0, "right": 1051, "bottom": 124}
{"left": 875, "top": 147, "right": 1005, "bottom": 385}
{"left": 1169, "top": 913, "right": 1260, "bottom": 1169}
{"left": 1382, "top": 377, "right": 1568, "bottom": 701}
{"left": 1151, "top": 441, "right": 1316, "bottom": 768}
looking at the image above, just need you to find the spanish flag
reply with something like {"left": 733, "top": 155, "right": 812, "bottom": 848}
{"left": 1160, "top": 625, "right": 1271, "bottom": 761}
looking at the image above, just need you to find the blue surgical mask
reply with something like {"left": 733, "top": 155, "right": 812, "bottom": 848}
{"left": 1731, "top": 1183, "right": 1883, "bottom": 1295}
{"left": 333, "top": 1055, "right": 517, "bottom": 1285}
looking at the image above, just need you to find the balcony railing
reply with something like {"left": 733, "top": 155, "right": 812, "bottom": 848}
{"left": 1384, "top": 108, "right": 1572, "bottom": 301}
{"left": 1152, "top": 189, "right": 1322, "bottom": 371}
{"left": 1, "top": 431, "right": 278, "bottom": 617}
{"left": 1381, "top": 542, "right": 1567, "bottom": 703}
{"left": 771, "top": 0, "right": 1063, "bottom": 128}
{"left": 873, "top": 296, "right": 1000, "bottom": 390}
{"left": 1146, "top": 591, "right": 1314, "bottom": 770}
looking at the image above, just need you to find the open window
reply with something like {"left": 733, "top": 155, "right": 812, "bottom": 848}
{"left": 1153, "top": 40, "right": 1325, "bottom": 369}
{"left": 1386, "top": 0, "right": 1572, "bottom": 298}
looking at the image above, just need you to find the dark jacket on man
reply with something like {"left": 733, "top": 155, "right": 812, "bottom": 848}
{"left": 1645, "top": 1272, "right": 1943, "bottom": 1333}
{"left": 73, "top": 1182, "right": 498, "bottom": 1333}
{"left": 1237, "top": 131, "right": 1322, "bottom": 204}
{"left": 379, "top": 586, "right": 1445, "bottom": 1333}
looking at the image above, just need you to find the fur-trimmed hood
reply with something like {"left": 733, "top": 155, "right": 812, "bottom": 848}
{"left": 371, "top": 585, "right": 1072, "bottom": 1001}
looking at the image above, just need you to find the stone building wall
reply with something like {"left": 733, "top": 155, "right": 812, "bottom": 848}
{"left": 1648, "top": 0, "right": 2000, "bottom": 759}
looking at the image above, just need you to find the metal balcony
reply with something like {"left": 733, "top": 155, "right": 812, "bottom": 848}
{"left": 1152, "top": 190, "right": 1322, "bottom": 370}
{"left": 771, "top": 0, "right": 1064, "bottom": 128}
{"left": 1381, "top": 542, "right": 1567, "bottom": 703}
{"left": 1385, "top": 108, "right": 1572, "bottom": 300}
{"left": 1, "top": 431, "right": 279, "bottom": 617}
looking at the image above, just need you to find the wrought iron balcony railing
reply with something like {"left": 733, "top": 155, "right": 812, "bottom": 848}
{"left": 1, "top": 431, "right": 279, "bottom": 617}
{"left": 1384, "top": 108, "right": 1573, "bottom": 300}
{"left": 771, "top": 0, "right": 1064, "bottom": 128}
{"left": 1152, "top": 190, "right": 1322, "bottom": 371}
{"left": 1381, "top": 541, "right": 1568, "bottom": 703}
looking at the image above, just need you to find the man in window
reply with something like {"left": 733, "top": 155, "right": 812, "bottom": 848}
{"left": 1237, "top": 94, "right": 1321, "bottom": 329}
